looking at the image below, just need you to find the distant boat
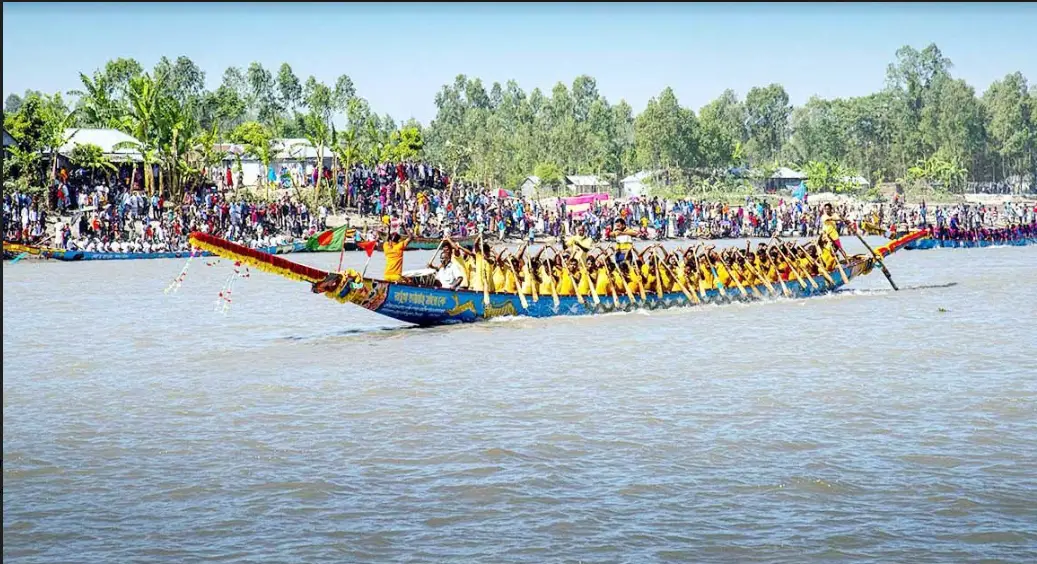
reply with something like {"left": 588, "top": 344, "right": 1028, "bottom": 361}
{"left": 3, "top": 240, "right": 308, "bottom": 261}
{"left": 898, "top": 235, "right": 1036, "bottom": 250}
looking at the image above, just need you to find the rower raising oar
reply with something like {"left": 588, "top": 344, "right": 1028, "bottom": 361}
{"left": 716, "top": 250, "right": 751, "bottom": 300}
{"left": 655, "top": 248, "right": 699, "bottom": 305}
{"left": 773, "top": 237, "right": 816, "bottom": 291}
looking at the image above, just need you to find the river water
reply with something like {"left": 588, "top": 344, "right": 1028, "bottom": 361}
{"left": 4, "top": 237, "right": 1037, "bottom": 563}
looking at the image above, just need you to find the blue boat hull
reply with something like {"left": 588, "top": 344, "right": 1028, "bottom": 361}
{"left": 326, "top": 259, "right": 873, "bottom": 326}
{"left": 37, "top": 241, "right": 309, "bottom": 261}
{"left": 904, "top": 237, "right": 1036, "bottom": 250}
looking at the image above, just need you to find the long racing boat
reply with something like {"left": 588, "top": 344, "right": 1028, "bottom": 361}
{"left": 188, "top": 230, "right": 928, "bottom": 327}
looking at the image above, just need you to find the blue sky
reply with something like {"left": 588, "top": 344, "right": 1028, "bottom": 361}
{"left": 4, "top": 3, "right": 1035, "bottom": 125}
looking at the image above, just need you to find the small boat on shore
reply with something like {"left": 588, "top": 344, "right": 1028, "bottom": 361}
{"left": 3, "top": 240, "right": 308, "bottom": 261}
{"left": 188, "top": 230, "right": 927, "bottom": 327}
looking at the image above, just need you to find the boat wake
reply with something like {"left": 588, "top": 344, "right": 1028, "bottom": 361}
{"left": 277, "top": 282, "right": 962, "bottom": 340}
{"left": 279, "top": 324, "right": 416, "bottom": 342}
{"left": 835, "top": 282, "right": 958, "bottom": 294}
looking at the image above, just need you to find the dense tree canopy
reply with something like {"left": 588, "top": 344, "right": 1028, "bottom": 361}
{"left": 4, "top": 42, "right": 1035, "bottom": 202}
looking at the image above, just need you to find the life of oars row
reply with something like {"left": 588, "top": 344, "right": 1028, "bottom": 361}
{"left": 164, "top": 248, "right": 251, "bottom": 315}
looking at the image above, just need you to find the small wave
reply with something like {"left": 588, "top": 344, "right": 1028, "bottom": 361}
{"left": 277, "top": 325, "right": 414, "bottom": 342}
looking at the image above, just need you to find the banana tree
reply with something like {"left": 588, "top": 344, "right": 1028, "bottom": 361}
{"left": 116, "top": 73, "right": 164, "bottom": 195}
{"left": 184, "top": 123, "right": 225, "bottom": 187}
{"left": 230, "top": 121, "right": 277, "bottom": 198}
{"left": 4, "top": 145, "right": 43, "bottom": 196}
{"left": 900, "top": 155, "right": 969, "bottom": 194}
{"left": 156, "top": 95, "right": 196, "bottom": 201}
{"left": 303, "top": 112, "right": 330, "bottom": 208}
{"left": 332, "top": 128, "right": 363, "bottom": 211}
{"left": 45, "top": 109, "right": 79, "bottom": 185}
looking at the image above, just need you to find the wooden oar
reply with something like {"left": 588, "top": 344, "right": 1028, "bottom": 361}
{"left": 656, "top": 249, "right": 698, "bottom": 304}
{"left": 773, "top": 238, "right": 815, "bottom": 290}
{"left": 559, "top": 257, "right": 586, "bottom": 306}
{"left": 686, "top": 248, "right": 711, "bottom": 301}
{"left": 475, "top": 246, "right": 492, "bottom": 306}
{"left": 818, "top": 234, "right": 850, "bottom": 284}
{"left": 675, "top": 254, "right": 701, "bottom": 303}
{"left": 651, "top": 252, "right": 665, "bottom": 299}
{"left": 731, "top": 251, "right": 765, "bottom": 298}
{"left": 578, "top": 258, "right": 600, "bottom": 305}
{"left": 741, "top": 252, "right": 778, "bottom": 297}
{"left": 716, "top": 252, "right": 751, "bottom": 299}
{"left": 506, "top": 261, "right": 529, "bottom": 309}
{"left": 628, "top": 260, "right": 648, "bottom": 302}
{"left": 761, "top": 252, "right": 792, "bottom": 297}
{"left": 799, "top": 247, "right": 838, "bottom": 288}
{"left": 425, "top": 239, "right": 447, "bottom": 268}
{"left": 523, "top": 256, "right": 540, "bottom": 303}
{"left": 853, "top": 231, "right": 899, "bottom": 291}
{"left": 539, "top": 261, "right": 561, "bottom": 308}
{"left": 601, "top": 263, "right": 620, "bottom": 307}
{"left": 608, "top": 255, "right": 637, "bottom": 304}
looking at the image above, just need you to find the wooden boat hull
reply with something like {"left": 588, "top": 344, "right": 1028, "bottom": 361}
{"left": 189, "top": 230, "right": 927, "bottom": 327}
{"left": 4, "top": 240, "right": 308, "bottom": 261}
{"left": 904, "top": 237, "right": 1035, "bottom": 250}
{"left": 321, "top": 260, "right": 872, "bottom": 326}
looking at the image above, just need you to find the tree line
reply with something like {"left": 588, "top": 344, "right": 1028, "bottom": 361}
{"left": 3, "top": 43, "right": 1035, "bottom": 204}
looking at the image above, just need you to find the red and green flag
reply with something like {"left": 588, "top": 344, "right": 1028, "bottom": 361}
{"left": 305, "top": 225, "right": 354, "bottom": 251}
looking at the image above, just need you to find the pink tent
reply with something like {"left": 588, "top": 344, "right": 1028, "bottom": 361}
{"left": 562, "top": 192, "right": 610, "bottom": 218}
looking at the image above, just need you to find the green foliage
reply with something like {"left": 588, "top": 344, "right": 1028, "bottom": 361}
{"left": 69, "top": 143, "right": 115, "bottom": 174}
{"left": 5, "top": 43, "right": 1035, "bottom": 210}
{"left": 230, "top": 121, "right": 276, "bottom": 169}
{"left": 532, "top": 162, "right": 564, "bottom": 194}
{"left": 388, "top": 126, "right": 424, "bottom": 161}
{"left": 899, "top": 155, "right": 969, "bottom": 193}
{"left": 803, "top": 161, "right": 860, "bottom": 194}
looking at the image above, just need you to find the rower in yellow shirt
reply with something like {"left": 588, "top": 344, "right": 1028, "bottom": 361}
{"left": 819, "top": 243, "right": 837, "bottom": 272}
{"left": 576, "top": 267, "right": 592, "bottom": 296}
{"left": 566, "top": 224, "right": 594, "bottom": 264}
